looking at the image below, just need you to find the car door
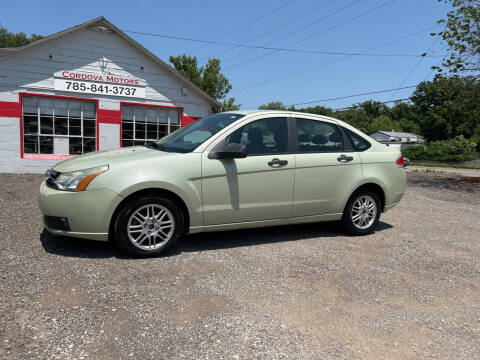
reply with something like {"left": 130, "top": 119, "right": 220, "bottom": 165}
{"left": 201, "top": 116, "right": 295, "bottom": 226}
{"left": 292, "top": 117, "right": 363, "bottom": 217}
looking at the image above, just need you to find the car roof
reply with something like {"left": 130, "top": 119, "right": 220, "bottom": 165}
{"left": 223, "top": 110, "right": 347, "bottom": 126}
{"left": 223, "top": 109, "right": 338, "bottom": 121}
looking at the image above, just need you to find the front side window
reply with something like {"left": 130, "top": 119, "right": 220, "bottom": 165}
{"left": 295, "top": 118, "right": 343, "bottom": 153}
{"left": 155, "top": 113, "right": 244, "bottom": 153}
{"left": 226, "top": 117, "right": 288, "bottom": 155}
{"left": 121, "top": 105, "right": 181, "bottom": 147}
{"left": 22, "top": 96, "right": 96, "bottom": 155}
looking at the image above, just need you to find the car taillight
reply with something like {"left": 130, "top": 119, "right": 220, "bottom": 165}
{"left": 396, "top": 155, "right": 404, "bottom": 168}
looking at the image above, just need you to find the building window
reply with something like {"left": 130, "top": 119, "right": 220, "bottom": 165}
{"left": 22, "top": 96, "right": 96, "bottom": 155}
{"left": 121, "top": 105, "right": 181, "bottom": 147}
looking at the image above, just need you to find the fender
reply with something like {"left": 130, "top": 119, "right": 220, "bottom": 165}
{"left": 342, "top": 177, "right": 387, "bottom": 212}
{"left": 90, "top": 153, "right": 204, "bottom": 229}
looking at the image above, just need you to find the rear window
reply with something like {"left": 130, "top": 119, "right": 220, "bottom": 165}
{"left": 343, "top": 128, "right": 371, "bottom": 151}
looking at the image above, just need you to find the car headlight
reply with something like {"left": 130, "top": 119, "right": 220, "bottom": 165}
{"left": 50, "top": 165, "right": 108, "bottom": 191}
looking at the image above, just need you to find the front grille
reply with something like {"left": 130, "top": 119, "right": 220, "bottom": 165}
{"left": 44, "top": 216, "right": 70, "bottom": 231}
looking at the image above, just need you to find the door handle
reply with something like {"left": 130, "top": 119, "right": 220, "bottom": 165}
{"left": 337, "top": 154, "right": 354, "bottom": 162}
{"left": 268, "top": 158, "right": 288, "bottom": 166}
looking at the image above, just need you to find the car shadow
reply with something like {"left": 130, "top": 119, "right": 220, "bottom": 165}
{"left": 175, "top": 221, "right": 393, "bottom": 254}
{"left": 40, "top": 221, "right": 393, "bottom": 259}
{"left": 40, "top": 229, "right": 125, "bottom": 259}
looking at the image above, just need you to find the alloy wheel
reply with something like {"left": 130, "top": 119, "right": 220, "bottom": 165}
{"left": 127, "top": 204, "right": 175, "bottom": 250}
{"left": 351, "top": 195, "right": 377, "bottom": 230}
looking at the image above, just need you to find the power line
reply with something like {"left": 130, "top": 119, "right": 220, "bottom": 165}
{"left": 333, "top": 97, "right": 412, "bottom": 111}
{"left": 287, "top": 85, "right": 417, "bottom": 107}
{"left": 388, "top": 38, "right": 440, "bottom": 101}
{"left": 224, "top": 0, "right": 397, "bottom": 70}
{"left": 291, "top": 0, "right": 398, "bottom": 50}
{"left": 221, "top": 0, "right": 367, "bottom": 64}
{"left": 231, "top": 25, "right": 439, "bottom": 93}
{"left": 190, "top": 0, "right": 294, "bottom": 53}
{"left": 121, "top": 28, "right": 439, "bottom": 58}
{"left": 201, "top": 0, "right": 337, "bottom": 61}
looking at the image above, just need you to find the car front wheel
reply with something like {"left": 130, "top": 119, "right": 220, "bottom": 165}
{"left": 114, "top": 194, "right": 185, "bottom": 257}
{"left": 342, "top": 191, "right": 381, "bottom": 235}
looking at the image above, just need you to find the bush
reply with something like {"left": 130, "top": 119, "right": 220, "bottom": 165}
{"left": 470, "top": 134, "right": 480, "bottom": 152}
{"left": 402, "top": 145, "right": 428, "bottom": 160}
{"left": 402, "top": 136, "right": 477, "bottom": 162}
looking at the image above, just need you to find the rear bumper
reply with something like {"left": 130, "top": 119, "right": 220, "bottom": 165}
{"left": 384, "top": 168, "right": 406, "bottom": 211}
{"left": 38, "top": 181, "right": 124, "bottom": 241}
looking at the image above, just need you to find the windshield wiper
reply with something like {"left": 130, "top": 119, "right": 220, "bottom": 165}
{"left": 146, "top": 143, "right": 164, "bottom": 151}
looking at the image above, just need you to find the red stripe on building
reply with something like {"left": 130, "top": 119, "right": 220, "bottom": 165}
{"left": 97, "top": 109, "right": 121, "bottom": 124}
{"left": 0, "top": 101, "right": 21, "bottom": 118}
{"left": 182, "top": 115, "right": 201, "bottom": 126}
{"left": 23, "top": 154, "right": 74, "bottom": 160}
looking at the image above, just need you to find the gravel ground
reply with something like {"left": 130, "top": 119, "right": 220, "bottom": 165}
{"left": 408, "top": 165, "right": 480, "bottom": 178}
{"left": 1, "top": 172, "right": 479, "bottom": 359}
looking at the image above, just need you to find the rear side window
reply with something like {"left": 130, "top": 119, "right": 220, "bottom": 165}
{"left": 343, "top": 128, "right": 371, "bottom": 151}
{"left": 295, "top": 118, "right": 343, "bottom": 153}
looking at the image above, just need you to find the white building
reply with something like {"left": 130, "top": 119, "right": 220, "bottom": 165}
{"left": 370, "top": 131, "right": 426, "bottom": 145}
{"left": 0, "top": 17, "right": 221, "bottom": 173}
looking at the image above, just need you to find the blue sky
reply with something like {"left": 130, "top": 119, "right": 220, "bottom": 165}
{"left": 2, "top": 0, "right": 451, "bottom": 109}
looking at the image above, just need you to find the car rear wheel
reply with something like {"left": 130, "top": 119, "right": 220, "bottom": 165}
{"left": 114, "top": 194, "right": 185, "bottom": 257}
{"left": 342, "top": 191, "right": 381, "bottom": 235}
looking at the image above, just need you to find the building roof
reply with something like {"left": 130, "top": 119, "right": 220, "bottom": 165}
{"left": 0, "top": 17, "right": 222, "bottom": 111}
{"left": 372, "top": 131, "right": 422, "bottom": 138}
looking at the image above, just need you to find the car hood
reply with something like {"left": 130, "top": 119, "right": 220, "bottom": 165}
{"left": 52, "top": 146, "right": 174, "bottom": 173}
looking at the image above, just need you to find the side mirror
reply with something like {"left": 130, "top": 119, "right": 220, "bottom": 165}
{"left": 208, "top": 142, "right": 247, "bottom": 159}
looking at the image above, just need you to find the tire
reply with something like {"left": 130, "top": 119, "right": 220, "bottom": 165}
{"left": 114, "top": 194, "right": 185, "bottom": 257}
{"left": 341, "top": 190, "right": 381, "bottom": 236}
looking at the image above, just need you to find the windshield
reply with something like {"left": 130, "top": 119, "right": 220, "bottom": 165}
{"left": 154, "top": 113, "right": 244, "bottom": 153}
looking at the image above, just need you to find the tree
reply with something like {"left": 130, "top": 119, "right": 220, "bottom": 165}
{"left": 411, "top": 75, "right": 480, "bottom": 140}
{"left": 222, "top": 97, "right": 241, "bottom": 111}
{"left": 294, "top": 105, "right": 333, "bottom": 116}
{"left": 397, "top": 118, "right": 421, "bottom": 134}
{"left": 471, "top": 124, "right": 480, "bottom": 151}
{"left": 369, "top": 115, "right": 397, "bottom": 133}
{"left": 169, "top": 54, "right": 232, "bottom": 100}
{"left": 201, "top": 58, "right": 232, "bottom": 100}
{"left": 354, "top": 100, "right": 389, "bottom": 119}
{"left": 258, "top": 101, "right": 286, "bottom": 110}
{"left": 0, "top": 27, "right": 42, "bottom": 48}
{"left": 433, "top": 0, "right": 480, "bottom": 76}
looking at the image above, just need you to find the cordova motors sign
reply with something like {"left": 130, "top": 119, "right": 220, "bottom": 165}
{"left": 54, "top": 70, "right": 146, "bottom": 98}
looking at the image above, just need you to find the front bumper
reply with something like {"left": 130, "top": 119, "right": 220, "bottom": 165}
{"left": 38, "top": 181, "right": 124, "bottom": 241}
